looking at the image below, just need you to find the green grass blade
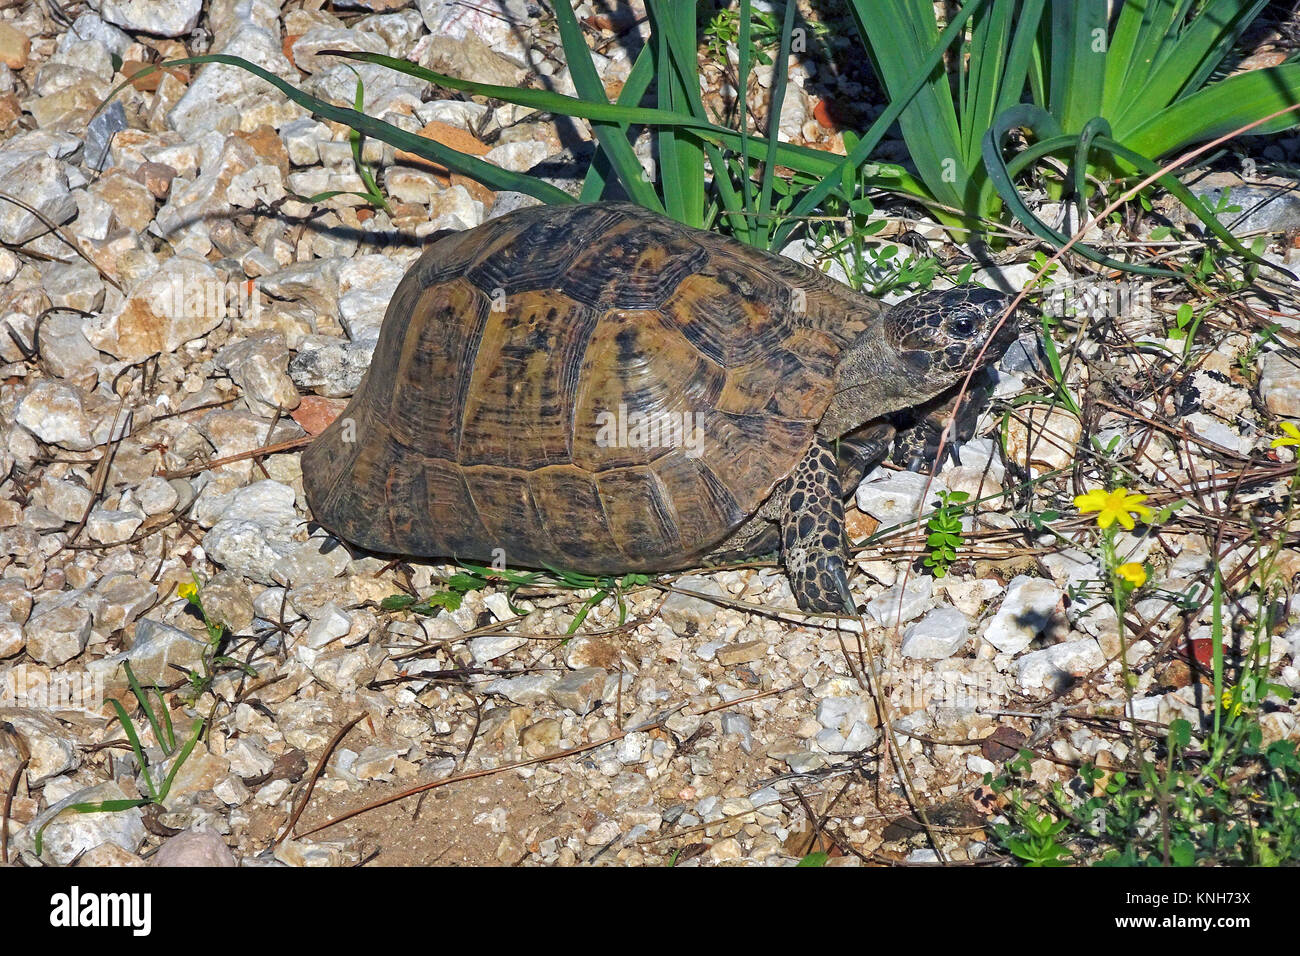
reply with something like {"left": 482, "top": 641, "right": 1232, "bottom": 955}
{"left": 1121, "top": 63, "right": 1300, "bottom": 156}
{"left": 1113, "top": 0, "right": 1267, "bottom": 133}
{"left": 705, "top": 141, "right": 744, "bottom": 236}
{"left": 1102, "top": 0, "right": 1154, "bottom": 117}
{"left": 648, "top": 2, "right": 741, "bottom": 236}
{"left": 109, "top": 697, "right": 158, "bottom": 803}
{"left": 552, "top": 0, "right": 663, "bottom": 212}
{"left": 312, "top": 50, "right": 855, "bottom": 179}
{"left": 67, "top": 800, "right": 150, "bottom": 813}
{"left": 646, "top": 0, "right": 704, "bottom": 224}
{"left": 1116, "top": 0, "right": 1190, "bottom": 107}
{"left": 775, "top": 0, "right": 985, "bottom": 247}
{"left": 121, "top": 660, "right": 166, "bottom": 759}
{"left": 667, "top": 2, "right": 708, "bottom": 227}
{"left": 981, "top": 105, "right": 1179, "bottom": 277}
{"left": 34, "top": 799, "right": 150, "bottom": 856}
{"left": 320, "top": 50, "right": 686, "bottom": 128}
{"left": 737, "top": 0, "right": 756, "bottom": 238}
{"left": 653, "top": 14, "right": 683, "bottom": 220}
{"left": 154, "top": 687, "right": 175, "bottom": 752}
{"left": 120, "top": 51, "right": 909, "bottom": 235}
{"left": 347, "top": 68, "right": 390, "bottom": 212}
{"left": 157, "top": 720, "right": 204, "bottom": 802}
{"left": 1038, "top": 315, "right": 1082, "bottom": 415}
{"left": 1046, "top": 0, "right": 1107, "bottom": 133}
{"left": 1168, "top": 0, "right": 1267, "bottom": 97}
{"left": 984, "top": 106, "right": 1294, "bottom": 279}
{"left": 1000, "top": 0, "right": 1046, "bottom": 118}
{"left": 1072, "top": 115, "right": 1111, "bottom": 212}
{"left": 134, "top": 55, "right": 577, "bottom": 205}
{"left": 1097, "top": 134, "right": 1294, "bottom": 278}
{"left": 580, "top": 43, "right": 656, "bottom": 203}
{"left": 1212, "top": 566, "right": 1224, "bottom": 740}
{"left": 850, "top": 0, "right": 968, "bottom": 209}
{"left": 758, "top": 0, "right": 798, "bottom": 238}
{"left": 963, "top": 0, "right": 1038, "bottom": 164}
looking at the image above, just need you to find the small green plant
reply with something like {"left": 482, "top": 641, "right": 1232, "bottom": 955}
{"left": 1166, "top": 301, "right": 1196, "bottom": 341}
{"left": 923, "top": 490, "right": 970, "bottom": 578}
{"left": 290, "top": 68, "right": 390, "bottom": 212}
{"left": 1036, "top": 317, "right": 1082, "bottom": 416}
{"left": 33, "top": 660, "right": 202, "bottom": 857}
{"left": 701, "top": 3, "right": 782, "bottom": 65}
{"left": 988, "top": 720, "right": 1300, "bottom": 866}
{"left": 1235, "top": 323, "right": 1280, "bottom": 383}
{"left": 177, "top": 575, "right": 257, "bottom": 702}
{"left": 383, "top": 562, "right": 650, "bottom": 636}
{"left": 806, "top": 143, "right": 943, "bottom": 296}
{"left": 1026, "top": 250, "right": 1060, "bottom": 293}
{"left": 996, "top": 793, "right": 1074, "bottom": 865}
{"left": 380, "top": 569, "right": 491, "bottom": 616}
{"left": 1165, "top": 188, "right": 1270, "bottom": 287}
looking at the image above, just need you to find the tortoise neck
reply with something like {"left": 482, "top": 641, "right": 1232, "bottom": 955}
{"left": 817, "top": 336, "right": 923, "bottom": 438}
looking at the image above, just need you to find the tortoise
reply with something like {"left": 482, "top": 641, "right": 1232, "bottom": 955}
{"left": 302, "top": 202, "right": 1018, "bottom": 613}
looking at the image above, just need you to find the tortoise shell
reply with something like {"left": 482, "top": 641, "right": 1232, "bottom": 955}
{"left": 302, "top": 202, "right": 886, "bottom": 572}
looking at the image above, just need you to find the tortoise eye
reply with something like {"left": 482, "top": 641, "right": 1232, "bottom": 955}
{"left": 952, "top": 316, "right": 976, "bottom": 337}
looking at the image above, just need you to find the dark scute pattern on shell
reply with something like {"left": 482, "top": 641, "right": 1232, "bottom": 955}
{"left": 569, "top": 310, "right": 727, "bottom": 471}
{"left": 650, "top": 451, "right": 745, "bottom": 556}
{"left": 460, "top": 466, "right": 554, "bottom": 568}
{"left": 559, "top": 215, "right": 711, "bottom": 309}
{"left": 312, "top": 413, "right": 432, "bottom": 556}
{"left": 527, "top": 466, "right": 620, "bottom": 567}
{"left": 592, "top": 467, "right": 682, "bottom": 565}
{"left": 463, "top": 203, "right": 627, "bottom": 295}
{"left": 660, "top": 255, "right": 795, "bottom": 367}
{"left": 408, "top": 221, "right": 501, "bottom": 287}
{"left": 693, "top": 410, "right": 812, "bottom": 507}
{"left": 457, "top": 294, "right": 599, "bottom": 468}
{"left": 386, "top": 279, "right": 489, "bottom": 459}
{"left": 420, "top": 457, "right": 495, "bottom": 556}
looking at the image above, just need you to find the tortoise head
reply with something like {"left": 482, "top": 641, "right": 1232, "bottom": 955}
{"left": 821, "top": 286, "right": 1019, "bottom": 436}
{"left": 883, "top": 286, "right": 1019, "bottom": 387}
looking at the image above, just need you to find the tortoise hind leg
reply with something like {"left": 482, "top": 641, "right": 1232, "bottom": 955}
{"left": 782, "top": 437, "right": 856, "bottom": 613}
{"left": 706, "top": 515, "right": 781, "bottom": 563}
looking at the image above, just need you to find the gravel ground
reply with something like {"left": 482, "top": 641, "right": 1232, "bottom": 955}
{"left": 0, "top": 0, "right": 1298, "bottom": 867}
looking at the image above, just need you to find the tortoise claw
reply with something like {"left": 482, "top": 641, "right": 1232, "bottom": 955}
{"left": 832, "top": 562, "right": 858, "bottom": 616}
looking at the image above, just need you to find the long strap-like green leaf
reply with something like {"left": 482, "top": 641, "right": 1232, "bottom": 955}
{"left": 113, "top": 54, "right": 577, "bottom": 206}
{"left": 771, "top": 0, "right": 986, "bottom": 249}
{"left": 553, "top": 0, "right": 664, "bottom": 212}
{"left": 579, "top": 43, "right": 656, "bottom": 203}
{"left": 983, "top": 104, "right": 1294, "bottom": 279}
{"left": 319, "top": 50, "right": 856, "bottom": 180}
{"left": 758, "top": 0, "right": 799, "bottom": 237}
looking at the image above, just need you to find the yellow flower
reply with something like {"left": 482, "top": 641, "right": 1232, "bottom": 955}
{"left": 1115, "top": 562, "right": 1147, "bottom": 588}
{"left": 1074, "top": 487, "right": 1153, "bottom": 530}
{"left": 178, "top": 581, "right": 199, "bottom": 603}
{"left": 1271, "top": 421, "right": 1300, "bottom": 448}
{"left": 1221, "top": 689, "right": 1243, "bottom": 717}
